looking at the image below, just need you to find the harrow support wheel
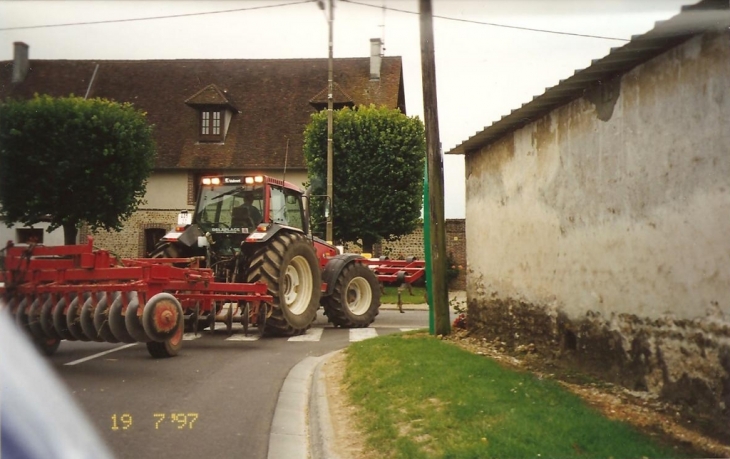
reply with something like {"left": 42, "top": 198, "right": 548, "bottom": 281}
{"left": 323, "top": 262, "right": 381, "bottom": 328}
{"left": 93, "top": 293, "right": 121, "bottom": 343}
{"left": 246, "top": 231, "right": 321, "bottom": 336}
{"left": 143, "top": 293, "right": 184, "bottom": 342}
{"left": 109, "top": 293, "right": 136, "bottom": 343}
{"left": 125, "top": 293, "right": 151, "bottom": 343}
{"left": 146, "top": 324, "right": 183, "bottom": 358}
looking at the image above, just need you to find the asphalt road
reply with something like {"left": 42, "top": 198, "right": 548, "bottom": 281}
{"left": 46, "top": 309, "right": 430, "bottom": 459}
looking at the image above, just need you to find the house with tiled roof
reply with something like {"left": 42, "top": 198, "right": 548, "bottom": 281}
{"left": 447, "top": 0, "right": 730, "bottom": 440}
{"left": 0, "top": 39, "right": 405, "bottom": 255}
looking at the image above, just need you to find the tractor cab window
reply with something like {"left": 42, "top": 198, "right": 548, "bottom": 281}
{"left": 195, "top": 183, "right": 264, "bottom": 231}
{"left": 269, "top": 186, "right": 304, "bottom": 230}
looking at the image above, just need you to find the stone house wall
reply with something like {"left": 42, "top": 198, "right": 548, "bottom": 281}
{"left": 82, "top": 210, "right": 180, "bottom": 257}
{"left": 344, "top": 219, "right": 467, "bottom": 290}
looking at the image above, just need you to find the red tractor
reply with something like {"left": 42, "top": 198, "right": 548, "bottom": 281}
{"left": 149, "top": 174, "right": 382, "bottom": 336}
{"left": 0, "top": 174, "right": 423, "bottom": 358}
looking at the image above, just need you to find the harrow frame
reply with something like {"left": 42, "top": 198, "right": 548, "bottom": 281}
{"left": 0, "top": 238, "right": 273, "bottom": 357}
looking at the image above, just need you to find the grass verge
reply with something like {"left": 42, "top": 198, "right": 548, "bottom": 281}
{"left": 381, "top": 285, "right": 427, "bottom": 305}
{"left": 343, "top": 332, "right": 685, "bottom": 459}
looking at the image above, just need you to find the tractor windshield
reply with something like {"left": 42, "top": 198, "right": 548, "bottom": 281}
{"left": 195, "top": 184, "right": 264, "bottom": 231}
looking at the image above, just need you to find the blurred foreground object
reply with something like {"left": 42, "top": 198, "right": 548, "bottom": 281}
{"left": 0, "top": 308, "right": 114, "bottom": 459}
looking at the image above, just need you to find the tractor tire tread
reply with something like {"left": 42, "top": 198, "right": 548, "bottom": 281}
{"left": 247, "top": 232, "right": 320, "bottom": 336}
{"left": 323, "top": 262, "right": 381, "bottom": 328}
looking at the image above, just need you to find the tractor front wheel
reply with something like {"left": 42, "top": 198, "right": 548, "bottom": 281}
{"left": 323, "top": 262, "right": 381, "bottom": 328}
{"left": 247, "top": 232, "right": 321, "bottom": 336}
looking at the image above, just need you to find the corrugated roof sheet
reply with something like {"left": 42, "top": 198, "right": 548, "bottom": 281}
{"left": 447, "top": 0, "right": 730, "bottom": 156}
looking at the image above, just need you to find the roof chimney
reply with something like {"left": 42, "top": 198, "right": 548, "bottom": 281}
{"left": 12, "top": 42, "right": 29, "bottom": 83}
{"left": 370, "top": 38, "right": 382, "bottom": 81}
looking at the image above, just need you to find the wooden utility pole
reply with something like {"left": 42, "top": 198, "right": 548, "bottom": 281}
{"left": 419, "top": 0, "right": 450, "bottom": 335}
{"left": 326, "top": 0, "right": 335, "bottom": 244}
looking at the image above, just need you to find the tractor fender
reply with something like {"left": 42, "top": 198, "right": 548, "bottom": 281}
{"left": 321, "top": 254, "right": 368, "bottom": 297}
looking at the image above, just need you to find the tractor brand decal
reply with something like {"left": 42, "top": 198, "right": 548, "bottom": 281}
{"left": 224, "top": 177, "right": 242, "bottom": 184}
{"left": 210, "top": 227, "right": 250, "bottom": 234}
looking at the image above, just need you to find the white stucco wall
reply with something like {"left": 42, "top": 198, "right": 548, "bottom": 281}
{"left": 464, "top": 31, "right": 730, "bottom": 431}
{"left": 466, "top": 32, "right": 729, "bottom": 322}
{"left": 141, "top": 170, "right": 190, "bottom": 210}
{"left": 0, "top": 222, "right": 65, "bottom": 246}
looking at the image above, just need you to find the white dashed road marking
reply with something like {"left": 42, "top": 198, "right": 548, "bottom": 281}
{"left": 349, "top": 328, "right": 379, "bottom": 342}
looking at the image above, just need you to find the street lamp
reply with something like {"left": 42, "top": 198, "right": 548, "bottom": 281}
{"left": 317, "top": 0, "right": 334, "bottom": 244}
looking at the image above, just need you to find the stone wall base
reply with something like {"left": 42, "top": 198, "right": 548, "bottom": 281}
{"left": 467, "top": 296, "right": 730, "bottom": 443}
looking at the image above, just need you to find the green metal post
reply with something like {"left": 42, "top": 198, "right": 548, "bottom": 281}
{"left": 423, "top": 165, "right": 434, "bottom": 334}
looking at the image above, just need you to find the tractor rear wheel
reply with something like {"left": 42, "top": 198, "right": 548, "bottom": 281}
{"left": 323, "top": 262, "right": 381, "bottom": 328}
{"left": 246, "top": 231, "right": 321, "bottom": 336}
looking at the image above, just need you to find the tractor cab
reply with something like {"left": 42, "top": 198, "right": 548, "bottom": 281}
{"left": 194, "top": 175, "right": 307, "bottom": 231}
{"left": 190, "top": 175, "right": 309, "bottom": 255}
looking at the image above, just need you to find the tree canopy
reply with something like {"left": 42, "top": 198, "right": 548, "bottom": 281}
{"left": 303, "top": 105, "right": 425, "bottom": 252}
{"left": 0, "top": 95, "right": 156, "bottom": 244}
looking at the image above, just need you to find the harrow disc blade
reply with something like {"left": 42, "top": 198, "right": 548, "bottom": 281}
{"left": 40, "top": 296, "right": 62, "bottom": 340}
{"left": 52, "top": 296, "right": 77, "bottom": 341}
{"left": 80, "top": 295, "right": 104, "bottom": 342}
{"left": 66, "top": 294, "right": 91, "bottom": 342}
{"left": 124, "top": 292, "right": 150, "bottom": 343}
{"left": 109, "top": 292, "right": 136, "bottom": 344}
{"left": 142, "top": 293, "right": 183, "bottom": 342}
{"left": 93, "top": 292, "right": 121, "bottom": 344}
{"left": 15, "top": 298, "right": 30, "bottom": 330}
{"left": 35, "top": 338, "right": 61, "bottom": 356}
{"left": 27, "top": 297, "right": 47, "bottom": 341}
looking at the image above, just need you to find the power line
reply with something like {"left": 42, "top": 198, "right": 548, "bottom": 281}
{"left": 0, "top": 0, "right": 315, "bottom": 32}
{"left": 341, "top": 0, "right": 630, "bottom": 42}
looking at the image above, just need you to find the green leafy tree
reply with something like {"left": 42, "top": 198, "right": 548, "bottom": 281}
{"left": 303, "top": 105, "right": 425, "bottom": 252}
{"left": 0, "top": 95, "right": 156, "bottom": 245}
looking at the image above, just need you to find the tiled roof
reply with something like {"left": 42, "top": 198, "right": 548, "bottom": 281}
{"left": 309, "top": 82, "right": 355, "bottom": 106}
{"left": 447, "top": 0, "right": 730, "bottom": 155}
{"left": 184, "top": 83, "right": 238, "bottom": 111}
{"left": 0, "top": 56, "right": 405, "bottom": 171}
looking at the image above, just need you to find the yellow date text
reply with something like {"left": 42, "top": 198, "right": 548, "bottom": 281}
{"left": 110, "top": 413, "right": 199, "bottom": 431}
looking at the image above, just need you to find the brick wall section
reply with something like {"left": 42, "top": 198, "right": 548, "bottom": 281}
{"left": 83, "top": 210, "right": 180, "bottom": 258}
{"left": 344, "top": 219, "right": 466, "bottom": 290}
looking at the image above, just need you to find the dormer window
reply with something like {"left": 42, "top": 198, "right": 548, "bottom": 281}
{"left": 309, "top": 82, "right": 355, "bottom": 112}
{"left": 200, "top": 108, "right": 223, "bottom": 141}
{"left": 185, "top": 84, "right": 238, "bottom": 143}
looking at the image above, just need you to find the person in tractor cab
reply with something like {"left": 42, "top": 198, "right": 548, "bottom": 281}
{"left": 242, "top": 192, "right": 262, "bottom": 225}
{"left": 231, "top": 192, "right": 261, "bottom": 228}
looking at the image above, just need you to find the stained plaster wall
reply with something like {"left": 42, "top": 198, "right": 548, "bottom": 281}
{"left": 464, "top": 32, "right": 730, "bottom": 439}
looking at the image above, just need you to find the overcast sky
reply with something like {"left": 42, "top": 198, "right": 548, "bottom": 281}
{"left": 0, "top": 0, "right": 690, "bottom": 218}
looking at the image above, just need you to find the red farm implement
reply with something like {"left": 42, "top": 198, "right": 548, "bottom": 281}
{"left": 364, "top": 257, "right": 426, "bottom": 285}
{"left": 0, "top": 238, "right": 272, "bottom": 358}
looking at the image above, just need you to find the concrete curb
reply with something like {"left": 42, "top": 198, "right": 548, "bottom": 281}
{"left": 268, "top": 355, "right": 320, "bottom": 459}
{"left": 268, "top": 350, "right": 340, "bottom": 459}
{"left": 309, "top": 350, "right": 342, "bottom": 459}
